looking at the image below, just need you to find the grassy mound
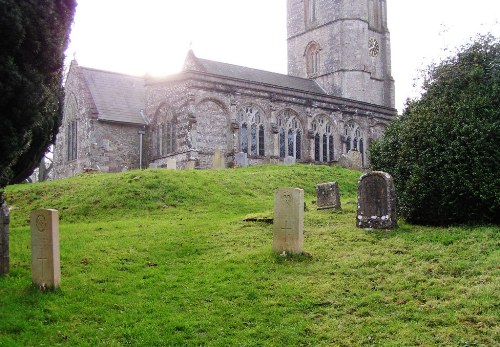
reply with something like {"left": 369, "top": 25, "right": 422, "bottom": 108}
{"left": 1, "top": 165, "right": 498, "bottom": 346}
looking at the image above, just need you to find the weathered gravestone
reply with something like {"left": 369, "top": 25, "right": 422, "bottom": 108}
{"left": 356, "top": 171, "right": 397, "bottom": 229}
{"left": 30, "top": 209, "right": 61, "bottom": 289}
{"left": 234, "top": 152, "right": 248, "bottom": 167}
{"left": 339, "top": 149, "right": 363, "bottom": 170}
{"left": 212, "top": 149, "right": 225, "bottom": 169}
{"left": 273, "top": 188, "right": 304, "bottom": 254}
{"left": 284, "top": 156, "right": 296, "bottom": 165}
{"left": 316, "top": 182, "right": 341, "bottom": 210}
{"left": 0, "top": 201, "right": 9, "bottom": 275}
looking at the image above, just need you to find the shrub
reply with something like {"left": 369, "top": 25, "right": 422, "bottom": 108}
{"left": 370, "top": 35, "right": 499, "bottom": 226}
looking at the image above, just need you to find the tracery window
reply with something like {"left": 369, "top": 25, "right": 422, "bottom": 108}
{"left": 312, "top": 116, "right": 335, "bottom": 163}
{"left": 238, "top": 105, "right": 265, "bottom": 156}
{"left": 154, "top": 104, "right": 176, "bottom": 157}
{"left": 344, "top": 121, "right": 365, "bottom": 164}
{"left": 67, "top": 120, "right": 77, "bottom": 161}
{"left": 306, "top": 42, "right": 320, "bottom": 77}
{"left": 65, "top": 96, "right": 78, "bottom": 161}
{"left": 277, "top": 109, "right": 302, "bottom": 160}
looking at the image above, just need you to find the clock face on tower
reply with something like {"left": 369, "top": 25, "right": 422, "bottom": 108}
{"left": 368, "top": 38, "right": 380, "bottom": 57}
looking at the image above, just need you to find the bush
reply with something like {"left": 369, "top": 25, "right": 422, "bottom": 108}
{"left": 370, "top": 35, "right": 499, "bottom": 226}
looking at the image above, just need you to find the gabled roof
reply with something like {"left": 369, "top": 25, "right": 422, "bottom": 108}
{"left": 182, "top": 50, "right": 326, "bottom": 95}
{"left": 79, "top": 66, "right": 146, "bottom": 125}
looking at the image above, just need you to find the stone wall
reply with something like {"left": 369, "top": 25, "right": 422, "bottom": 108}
{"left": 287, "top": 0, "right": 395, "bottom": 108}
{"left": 54, "top": 63, "right": 145, "bottom": 179}
{"left": 145, "top": 71, "right": 394, "bottom": 169}
{"left": 53, "top": 62, "right": 96, "bottom": 179}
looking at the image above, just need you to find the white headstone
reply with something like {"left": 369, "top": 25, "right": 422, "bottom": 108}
{"left": 273, "top": 188, "right": 304, "bottom": 254}
{"left": 166, "top": 158, "right": 177, "bottom": 170}
{"left": 212, "top": 149, "right": 225, "bottom": 169}
{"left": 30, "top": 209, "right": 61, "bottom": 289}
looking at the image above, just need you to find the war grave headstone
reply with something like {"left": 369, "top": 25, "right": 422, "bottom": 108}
{"left": 0, "top": 201, "right": 9, "bottom": 275}
{"left": 316, "top": 182, "right": 341, "bottom": 210}
{"left": 30, "top": 209, "right": 61, "bottom": 289}
{"left": 356, "top": 171, "right": 397, "bottom": 229}
{"left": 273, "top": 188, "right": 304, "bottom": 254}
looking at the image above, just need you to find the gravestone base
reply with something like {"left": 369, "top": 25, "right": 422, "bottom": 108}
{"left": 356, "top": 171, "right": 397, "bottom": 229}
{"left": 0, "top": 201, "right": 9, "bottom": 275}
{"left": 273, "top": 188, "right": 304, "bottom": 254}
{"left": 30, "top": 209, "right": 61, "bottom": 289}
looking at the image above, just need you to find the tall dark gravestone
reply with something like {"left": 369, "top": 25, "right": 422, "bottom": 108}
{"left": 357, "top": 171, "right": 397, "bottom": 229}
{"left": 0, "top": 201, "right": 9, "bottom": 275}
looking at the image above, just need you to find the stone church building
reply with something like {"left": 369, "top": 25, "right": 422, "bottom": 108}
{"left": 53, "top": 0, "right": 396, "bottom": 179}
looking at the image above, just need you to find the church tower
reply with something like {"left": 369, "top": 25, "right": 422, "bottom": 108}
{"left": 287, "top": 0, "right": 395, "bottom": 108}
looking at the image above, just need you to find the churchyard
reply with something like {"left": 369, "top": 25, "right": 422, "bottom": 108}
{"left": 0, "top": 165, "right": 498, "bottom": 346}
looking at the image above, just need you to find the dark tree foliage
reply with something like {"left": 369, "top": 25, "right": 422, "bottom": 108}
{"left": 370, "top": 35, "right": 499, "bottom": 226}
{"left": 0, "top": 0, "right": 76, "bottom": 192}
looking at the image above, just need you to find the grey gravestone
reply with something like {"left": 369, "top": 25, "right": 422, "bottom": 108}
{"left": 316, "top": 182, "right": 341, "bottom": 210}
{"left": 30, "top": 209, "right": 61, "bottom": 289}
{"left": 273, "top": 188, "right": 304, "bottom": 254}
{"left": 284, "top": 156, "right": 296, "bottom": 165}
{"left": 0, "top": 201, "right": 9, "bottom": 275}
{"left": 339, "top": 149, "right": 362, "bottom": 170}
{"left": 234, "top": 152, "right": 248, "bottom": 167}
{"left": 356, "top": 171, "right": 397, "bottom": 229}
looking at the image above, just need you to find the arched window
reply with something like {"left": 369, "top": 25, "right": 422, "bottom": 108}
{"left": 259, "top": 125, "right": 265, "bottom": 156}
{"left": 238, "top": 105, "right": 265, "bottom": 156}
{"left": 154, "top": 104, "right": 176, "bottom": 157}
{"left": 65, "top": 96, "right": 78, "bottom": 161}
{"left": 305, "top": 42, "right": 320, "bottom": 78}
{"left": 241, "top": 124, "right": 248, "bottom": 154}
{"left": 277, "top": 109, "right": 302, "bottom": 160}
{"left": 344, "top": 121, "right": 365, "bottom": 163}
{"left": 311, "top": 115, "right": 335, "bottom": 163}
{"left": 306, "top": 0, "right": 317, "bottom": 24}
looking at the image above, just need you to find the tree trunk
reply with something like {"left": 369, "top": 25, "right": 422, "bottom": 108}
{"left": 0, "top": 196, "right": 9, "bottom": 275}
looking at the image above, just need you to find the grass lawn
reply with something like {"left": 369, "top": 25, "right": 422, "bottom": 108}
{"left": 1, "top": 165, "right": 498, "bottom": 346}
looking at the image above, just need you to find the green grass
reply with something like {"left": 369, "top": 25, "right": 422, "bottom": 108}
{"left": 1, "top": 165, "right": 498, "bottom": 346}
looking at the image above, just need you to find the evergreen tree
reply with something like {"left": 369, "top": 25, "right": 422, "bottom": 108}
{"left": 0, "top": 0, "right": 76, "bottom": 192}
{"left": 370, "top": 35, "right": 499, "bottom": 225}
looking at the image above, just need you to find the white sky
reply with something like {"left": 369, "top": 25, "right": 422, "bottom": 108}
{"left": 66, "top": 0, "right": 500, "bottom": 113}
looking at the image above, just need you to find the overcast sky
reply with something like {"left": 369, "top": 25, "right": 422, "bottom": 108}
{"left": 66, "top": 0, "right": 500, "bottom": 113}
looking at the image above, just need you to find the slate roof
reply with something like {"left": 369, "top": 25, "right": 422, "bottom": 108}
{"left": 183, "top": 50, "right": 326, "bottom": 95}
{"left": 80, "top": 67, "right": 146, "bottom": 125}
